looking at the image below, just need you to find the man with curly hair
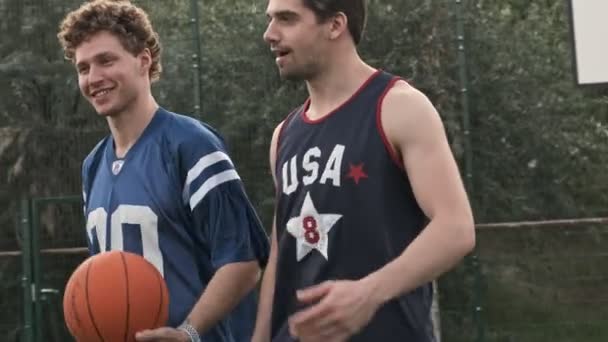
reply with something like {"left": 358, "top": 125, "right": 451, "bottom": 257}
{"left": 57, "top": 1, "right": 269, "bottom": 341}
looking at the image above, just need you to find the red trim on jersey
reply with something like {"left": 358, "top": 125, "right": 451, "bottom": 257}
{"left": 302, "top": 69, "right": 383, "bottom": 124}
{"left": 376, "top": 77, "right": 406, "bottom": 171}
{"left": 276, "top": 107, "right": 302, "bottom": 154}
{"left": 274, "top": 106, "right": 302, "bottom": 184}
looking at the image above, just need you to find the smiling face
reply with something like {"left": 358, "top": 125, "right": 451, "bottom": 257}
{"left": 74, "top": 31, "right": 150, "bottom": 117}
{"left": 263, "top": 0, "right": 331, "bottom": 81}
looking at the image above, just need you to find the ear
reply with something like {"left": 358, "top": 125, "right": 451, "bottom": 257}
{"left": 138, "top": 48, "right": 152, "bottom": 77}
{"left": 327, "top": 12, "right": 348, "bottom": 41}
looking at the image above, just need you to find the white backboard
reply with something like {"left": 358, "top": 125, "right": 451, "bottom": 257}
{"left": 568, "top": 0, "right": 608, "bottom": 85}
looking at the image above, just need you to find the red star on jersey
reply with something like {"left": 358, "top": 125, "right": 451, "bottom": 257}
{"left": 346, "top": 163, "right": 368, "bottom": 185}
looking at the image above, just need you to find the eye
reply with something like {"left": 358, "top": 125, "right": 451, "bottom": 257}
{"left": 100, "top": 58, "right": 114, "bottom": 66}
{"left": 77, "top": 66, "right": 89, "bottom": 75}
{"left": 278, "top": 14, "right": 294, "bottom": 23}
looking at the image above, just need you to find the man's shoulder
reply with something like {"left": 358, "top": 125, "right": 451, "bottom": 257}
{"left": 161, "top": 110, "right": 226, "bottom": 151}
{"left": 158, "top": 111, "right": 232, "bottom": 173}
{"left": 380, "top": 79, "right": 446, "bottom": 149}
{"left": 383, "top": 79, "right": 421, "bottom": 103}
{"left": 381, "top": 80, "right": 436, "bottom": 124}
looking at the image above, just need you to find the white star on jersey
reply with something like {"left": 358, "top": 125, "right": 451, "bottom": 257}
{"left": 286, "top": 192, "right": 342, "bottom": 261}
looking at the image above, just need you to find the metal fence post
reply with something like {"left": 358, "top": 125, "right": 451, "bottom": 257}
{"left": 190, "top": 0, "right": 203, "bottom": 119}
{"left": 31, "top": 199, "right": 42, "bottom": 342}
{"left": 21, "top": 198, "right": 34, "bottom": 342}
{"left": 453, "top": 0, "right": 484, "bottom": 340}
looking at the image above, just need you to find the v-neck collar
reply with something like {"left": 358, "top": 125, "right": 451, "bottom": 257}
{"left": 104, "top": 107, "right": 168, "bottom": 176}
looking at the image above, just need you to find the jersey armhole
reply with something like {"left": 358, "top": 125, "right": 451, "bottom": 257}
{"left": 376, "top": 77, "right": 406, "bottom": 171}
{"left": 274, "top": 105, "right": 304, "bottom": 178}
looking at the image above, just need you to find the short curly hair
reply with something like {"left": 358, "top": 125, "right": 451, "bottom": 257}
{"left": 57, "top": 0, "right": 162, "bottom": 82}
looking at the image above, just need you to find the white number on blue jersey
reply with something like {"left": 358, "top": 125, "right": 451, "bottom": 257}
{"left": 86, "top": 205, "right": 164, "bottom": 276}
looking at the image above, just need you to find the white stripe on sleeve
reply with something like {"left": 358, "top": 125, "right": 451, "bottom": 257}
{"left": 189, "top": 169, "right": 241, "bottom": 210}
{"left": 183, "top": 151, "right": 234, "bottom": 200}
{"left": 185, "top": 151, "right": 233, "bottom": 187}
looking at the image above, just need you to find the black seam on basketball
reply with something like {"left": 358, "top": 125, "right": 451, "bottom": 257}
{"left": 85, "top": 259, "right": 105, "bottom": 342}
{"left": 120, "top": 252, "right": 130, "bottom": 342}
{"left": 152, "top": 269, "right": 164, "bottom": 327}
{"left": 70, "top": 282, "right": 83, "bottom": 334}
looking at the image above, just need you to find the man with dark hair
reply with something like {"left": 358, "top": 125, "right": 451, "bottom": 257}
{"left": 252, "top": 0, "right": 475, "bottom": 341}
{"left": 58, "top": 1, "right": 269, "bottom": 341}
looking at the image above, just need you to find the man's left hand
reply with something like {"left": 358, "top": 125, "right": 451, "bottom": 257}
{"left": 135, "top": 327, "right": 190, "bottom": 341}
{"left": 288, "top": 279, "right": 382, "bottom": 342}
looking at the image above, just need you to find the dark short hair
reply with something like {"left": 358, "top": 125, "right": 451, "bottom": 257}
{"left": 303, "top": 0, "right": 367, "bottom": 45}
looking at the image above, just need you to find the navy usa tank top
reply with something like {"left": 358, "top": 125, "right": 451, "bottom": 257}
{"left": 272, "top": 70, "right": 435, "bottom": 342}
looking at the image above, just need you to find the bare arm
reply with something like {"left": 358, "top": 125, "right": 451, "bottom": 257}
{"left": 252, "top": 220, "right": 278, "bottom": 342}
{"left": 136, "top": 261, "right": 260, "bottom": 341}
{"left": 187, "top": 260, "right": 261, "bottom": 334}
{"left": 251, "top": 122, "right": 284, "bottom": 342}
{"left": 363, "top": 81, "right": 475, "bottom": 303}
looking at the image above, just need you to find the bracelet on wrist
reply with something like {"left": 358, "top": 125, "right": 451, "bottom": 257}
{"left": 178, "top": 320, "right": 201, "bottom": 342}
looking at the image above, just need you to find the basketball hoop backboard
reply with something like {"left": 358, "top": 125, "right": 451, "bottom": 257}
{"left": 568, "top": 0, "right": 608, "bottom": 86}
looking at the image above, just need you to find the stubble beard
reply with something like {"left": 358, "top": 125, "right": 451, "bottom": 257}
{"left": 279, "top": 57, "right": 320, "bottom": 82}
{"left": 95, "top": 89, "right": 137, "bottom": 118}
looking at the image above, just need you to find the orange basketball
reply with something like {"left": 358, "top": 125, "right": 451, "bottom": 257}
{"left": 63, "top": 250, "right": 169, "bottom": 342}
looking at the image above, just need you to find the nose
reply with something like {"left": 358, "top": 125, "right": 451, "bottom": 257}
{"left": 263, "top": 19, "right": 278, "bottom": 45}
{"left": 87, "top": 64, "right": 104, "bottom": 89}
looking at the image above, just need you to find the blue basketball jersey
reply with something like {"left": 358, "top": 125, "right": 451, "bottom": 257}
{"left": 272, "top": 71, "right": 434, "bottom": 341}
{"left": 82, "top": 108, "right": 269, "bottom": 342}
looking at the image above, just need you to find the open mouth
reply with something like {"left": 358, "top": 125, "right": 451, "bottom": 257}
{"left": 272, "top": 48, "right": 291, "bottom": 59}
{"left": 90, "top": 87, "right": 115, "bottom": 98}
